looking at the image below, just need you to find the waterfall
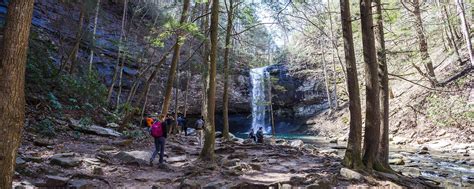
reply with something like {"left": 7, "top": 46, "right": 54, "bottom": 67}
{"left": 250, "top": 66, "right": 270, "bottom": 133}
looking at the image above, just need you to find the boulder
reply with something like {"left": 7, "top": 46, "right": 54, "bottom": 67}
{"left": 249, "top": 163, "right": 262, "bottom": 171}
{"left": 33, "top": 138, "right": 53, "bottom": 147}
{"left": 389, "top": 158, "right": 405, "bottom": 165}
{"left": 290, "top": 140, "right": 304, "bottom": 149}
{"left": 340, "top": 168, "right": 363, "bottom": 180}
{"left": 114, "top": 151, "right": 149, "bottom": 165}
{"left": 106, "top": 123, "right": 119, "bottom": 128}
{"left": 50, "top": 153, "right": 82, "bottom": 168}
{"left": 167, "top": 155, "right": 187, "bottom": 163}
{"left": 70, "top": 119, "right": 122, "bottom": 137}
{"left": 45, "top": 175, "right": 69, "bottom": 187}
{"left": 93, "top": 167, "right": 104, "bottom": 175}
{"left": 16, "top": 157, "right": 26, "bottom": 168}
{"left": 180, "top": 179, "right": 201, "bottom": 189}
{"left": 68, "top": 179, "right": 94, "bottom": 189}
{"left": 112, "top": 139, "right": 133, "bottom": 147}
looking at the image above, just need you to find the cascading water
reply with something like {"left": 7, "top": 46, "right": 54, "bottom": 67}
{"left": 250, "top": 66, "right": 270, "bottom": 133}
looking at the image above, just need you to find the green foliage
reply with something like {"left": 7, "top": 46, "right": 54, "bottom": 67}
{"left": 34, "top": 118, "right": 56, "bottom": 137}
{"left": 123, "top": 129, "right": 146, "bottom": 140}
{"left": 48, "top": 93, "right": 63, "bottom": 110}
{"left": 26, "top": 33, "right": 107, "bottom": 115}
{"left": 79, "top": 117, "right": 93, "bottom": 126}
{"left": 426, "top": 94, "right": 474, "bottom": 127}
{"left": 341, "top": 116, "right": 349, "bottom": 125}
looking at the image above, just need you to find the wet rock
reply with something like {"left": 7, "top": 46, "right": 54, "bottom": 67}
{"left": 114, "top": 151, "right": 149, "bottom": 165}
{"left": 329, "top": 139, "right": 337, "bottom": 143}
{"left": 33, "top": 138, "right": 53, "bottom": 147}
{"left": 268, "top": 159, "right": 278, "bottom": 164}
{"left": 180, "top": 179, "right": 201, "bottom": 189}
{"left": 50, "top": 153, "right": 82, "bottom": 168}
{"left": 68, "top": 179, "right": 94, "bottom": 189}
{"left": 290, "top": 140, "right": 304, "bottom": 149}
{"left": 389, "top": 158, "right": 405, "bottom": 165}
{"left": 24, "top": 156, "right": 43, "bottom": 163}
{"left": 230, "top": 182, "right": 276, "bottom": 189}
{"left": 93, "top": 167, "right": 104, "bottom": 175}
{"left": 45, "top": 175, "right": 69, "bottom": 187}
{"left": 249, "top": 163, "right": 262, "bottom": 171}
{"left": 340, "top": 168, "right": 363, "bottom": 180}
{"left": 16, "top": 157, "right": 26, "bottom": 168}
{"left": 203, "top": 181, "right": 227, "bottom": 189}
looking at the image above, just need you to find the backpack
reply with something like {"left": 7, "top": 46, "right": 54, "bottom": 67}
{"left": 150, "top": 121, "right": 164, "bottom": 138}
{"left": 196, "top": 119, "right": 204, "bottom": 129}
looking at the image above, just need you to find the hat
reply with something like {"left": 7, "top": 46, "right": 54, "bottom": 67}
{"left": 146, "top": 117, "right": 154, "bottom": 127}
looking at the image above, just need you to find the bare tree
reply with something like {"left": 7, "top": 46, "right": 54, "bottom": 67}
{"left": 456, "top": 0, "right": 474, "bottom": 66}
{"left": 401, "top": 0, "right": 438, "bottom": 86}
{"left": 161, "top": 0, "right": 191, "bottom": 114}
{"left": 88, "top": 0, "right": 101, "bottom": 74}
{"left": 0, "top": 1, "right": 35, "bottom": 188}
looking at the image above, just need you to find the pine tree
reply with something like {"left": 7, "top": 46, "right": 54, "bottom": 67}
{"left": 340, "top": 0, "right": 364, "bottom": 170}
{"left": 360, "top": 0, "right": 381, "bottom": 171}
{"left": 200, "top": 0, "right": 219, "bottom": 161}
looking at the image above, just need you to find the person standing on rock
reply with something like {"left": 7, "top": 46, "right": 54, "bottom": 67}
{"left": 249, "top": 128, "right": 257, "bottom": 143}
{"left": 150, "top": 114, "right": 167, "bottom": 166}
{"left": 165, "top": 113, "right": 175, "bottom": 135}
{"left": 195, "top": 116, "right": 205, "bottom": 146}
{"left": 256, "top": 127, "right": 264, "bottom": 143}
{"left": 177, "top": 113, "right": 187, "bottom": 136}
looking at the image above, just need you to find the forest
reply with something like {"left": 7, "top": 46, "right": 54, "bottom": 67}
{"left": 0, "top": 0, "right": 473, "bottom": 188}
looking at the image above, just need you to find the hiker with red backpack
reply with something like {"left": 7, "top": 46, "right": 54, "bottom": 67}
{"left": 149, "top": 114, "right": 167, "bottom": 166}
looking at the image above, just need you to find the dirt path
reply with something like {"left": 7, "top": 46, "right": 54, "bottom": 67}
{"left": 13, "top": 129, "right": 430, "bottom": 189}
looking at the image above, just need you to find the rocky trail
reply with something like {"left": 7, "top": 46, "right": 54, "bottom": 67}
{"left": 12, "top": 121, "right": 442, "bottom": 189}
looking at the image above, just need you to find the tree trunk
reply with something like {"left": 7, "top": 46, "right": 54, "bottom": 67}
{"left": 439, "top": 0, "right": 462, "bottom": 63}
{"left": 116, "top": 50, "right": 127, "bottom": 108}
{"left": 200, "top": 1, "right": 210, "bottom": 120}
{"left": 107, "top": 0, "right": 128, "bottom": 102}
{"left": 184, "top": 71, "right": 191, "bottom": 117}
{"left": 373, "top": 0, "right": 391, "bottom": 172}
{"left": 68, "top": 3, "right": 86, "bottom": 74}
{"left": 456, "top": 0, "right": 474, "bottom": 66}
{"left": 0, "top": 1, "right": 35, "bottom": 188}
{"left": 88, "top": 0, "right": 101, "bottom": 74}
{"left": 136, "top": 50, "right": 172, "bottom": 106}
{"left": 268, "top": 74, "right": 275, "bottom": 136}
{"left": 161, "top": 0, "right": 190, "bottom": 114}
{"left": 412, "top": 0, "right": 438, "bottom": 86}
{"left": 222, "top": 0, "right": 234, "bottom": 141}
{"left": 340, "top": 0, "right": 364, "bottom": 170}
{"left": 321, "top": 43, "right": 333, "bottom": 109}
{"left": 200, "top": 0, "right": 219, "bottom": 161}
{"left": 360, "top": 0, "right": 381, "bottom": 171}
